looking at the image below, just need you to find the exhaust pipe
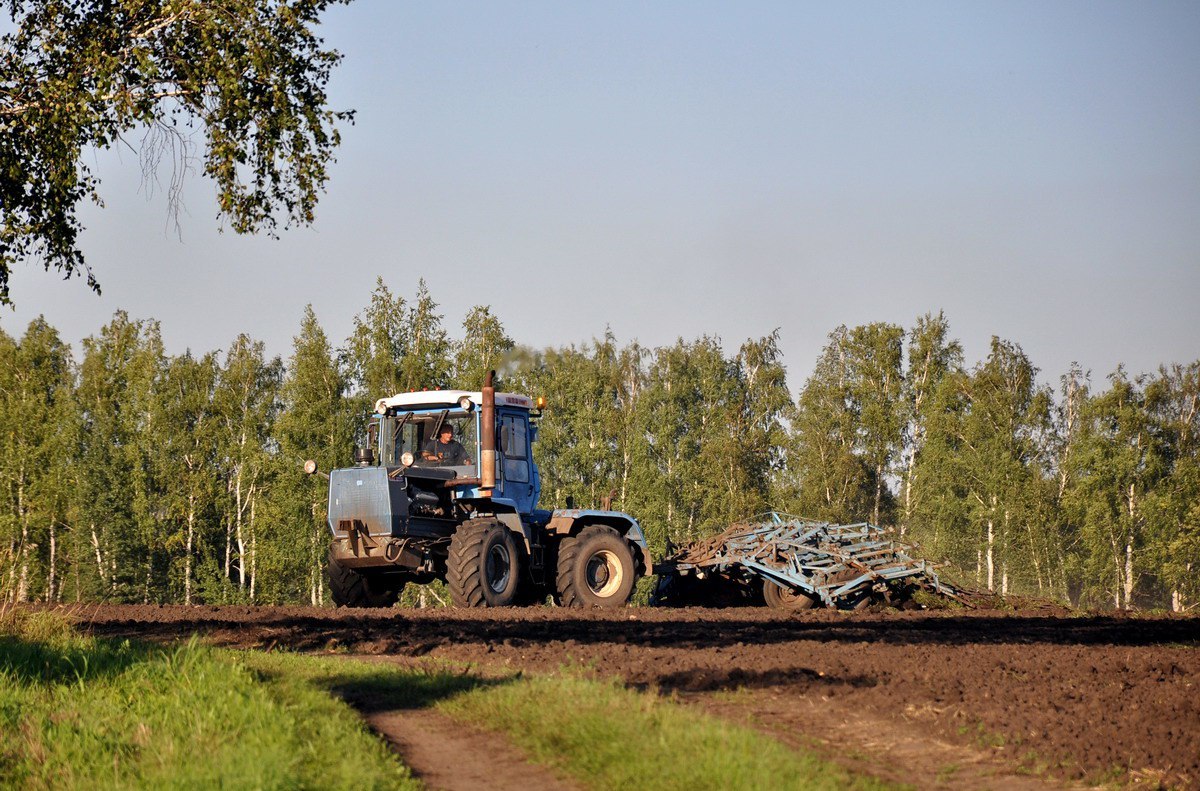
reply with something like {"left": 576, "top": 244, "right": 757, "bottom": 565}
{"left": 481, "top": 370, "right": 496, "bottom": 492}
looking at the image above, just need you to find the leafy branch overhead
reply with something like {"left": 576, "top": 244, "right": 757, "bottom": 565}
{"left": 0, "top": 0, "right": 353, "bottom": 303}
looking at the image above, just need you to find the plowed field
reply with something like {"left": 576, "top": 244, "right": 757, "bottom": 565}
{"left": 71, "top": 604, "right": 1199, "bottom": 788}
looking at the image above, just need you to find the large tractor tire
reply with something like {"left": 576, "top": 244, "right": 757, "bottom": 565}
{"left": 763, "top": 580, "right": 818, "bottom": 611}
{"left": 447, "top": 518, "right": 522, "bottom": 607}
{"left": 556, "top": 525, "right": 637, "bottom": 608}
{"left": 328, "top": 550, "right": 402, "bottom": 608}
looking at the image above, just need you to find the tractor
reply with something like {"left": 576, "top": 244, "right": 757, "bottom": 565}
{"left": 306, "top": 372, "right": 651, "bottom": 608}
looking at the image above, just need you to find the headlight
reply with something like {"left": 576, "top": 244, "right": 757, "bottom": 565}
{"left": 303, "top": 459, "right": 318, "bottom": 475}
{"left": 400, "top": 451, "right": 414, "bottom": 467}
{"left": 458, "top": 395, "right": 474, "bottom": 411}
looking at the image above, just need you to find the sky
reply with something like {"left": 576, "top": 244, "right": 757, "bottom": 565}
{"left": 4, "top": 0, "right": 1199, "bottom": 392}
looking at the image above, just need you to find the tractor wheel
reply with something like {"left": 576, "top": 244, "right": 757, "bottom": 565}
{"left": 556, "top": 525, "right": 637, "bottom": 608}
{"left": 447, "top": 518, "right": 522, "bottom": 607}
{"left": 327, "top": 550, "right": 402, "bottom": 608}
{"left": 762, "top": 580, "right": 818, "bottom": 611}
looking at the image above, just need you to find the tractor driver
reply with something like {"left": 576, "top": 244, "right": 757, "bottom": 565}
{"left": 421, "top": 424, "right": 472, "bottom": 467}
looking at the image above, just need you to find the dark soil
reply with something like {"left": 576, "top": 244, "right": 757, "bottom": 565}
{"left": 65, "top": 604, "right": 1200, "bottom": 788}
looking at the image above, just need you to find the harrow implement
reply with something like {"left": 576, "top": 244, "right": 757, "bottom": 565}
{"left": 654, "top": 512, "right": 965, "bottom": 610}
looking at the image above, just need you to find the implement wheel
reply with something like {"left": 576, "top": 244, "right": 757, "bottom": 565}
{"left": 328, "top": 549, "right": 402, "bottom": 608}
{"left": 447, "top": 518, "right": 522, "bottom": 607}
{"left": 762, "top": 580, "right": 818, "bottom": 611}
{"left": 556, "top": 525, "right": 636, "bottom": 608}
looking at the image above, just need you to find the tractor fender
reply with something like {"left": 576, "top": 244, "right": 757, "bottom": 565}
{"left": 546, "top": 509, "right": 653, "bottom": 575}
{"left": 478, "top": 497, "right": 536, "bottom": 555}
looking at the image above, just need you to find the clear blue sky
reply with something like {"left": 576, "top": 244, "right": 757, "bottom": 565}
{"left": 4, "top": 0, "right": 1198, "bottom": 390}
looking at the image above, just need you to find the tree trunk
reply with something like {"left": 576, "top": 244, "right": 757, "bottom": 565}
{"left": 16, "top": 475, "right": 28, "bottom": 603}
{"left": 901, "top": 449, "right": 915, "bottom": 538}
{"left": 986, "top": 495, "right": 996, "bottom": 592}
{"left": 1111, "top": 532, "right": 1122, "bottom": 609}
{"left": 90, "top": 523, "right": 109, "bottom": 590}
{"left": 224, "top": 515, "right": 233, "bottom": 579}
{"left": 47, "top": 520, "right": 57, "bottom": 602}
{"left": 1025, "top": 519, "right": 1044, "bottom": 592}
{"left": 1001, "top": 508, "right": 1010, "bottom": 596}
{"left": 5, "top": 536, "right": 14, "bottom": 604}
{"left": 666, "top": 455, "right": 675, "bottom": 536}
{"left": 1123, "top": 538, "right": 1134, "bottom": 610}
{"left": 249, "top": 493, "right": 257, "bottom": 602}
{"left": 185, "top": 493, "right": 195, "bottom": 605}
{"left": 1124, "top": 483, "right": 1136, "bottom": 610}
{"left": 310, "top": 500, "right": 321, "bottom": 606}
{"left": 620, "top": 447, "right": 630, "bottom": 507}
{"left": 873, "top": 465, "right": 883, "bottom": 526}
{"left": 235, "top": 470, "right": 246, "bottom": 589}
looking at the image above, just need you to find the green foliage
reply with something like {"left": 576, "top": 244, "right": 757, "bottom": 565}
{"left": 0, "top": 612, "right": 415, "bottom": 789}
{"left": 1063, "top": 368, "right": 1170, "bottom": 608}
{"left": 786, "top": 325, "right": 880, "bottom": 522}
{"left": 0, "top": 0, "right": 353, "bottom": 304}
{"left": 517, "top": 330, "right": 789, "bottom": 556}
{"left": 0, "top": 285, "right": 1197, "bottom": 610}
{"left": 70, "top": 311, "right": 166, "bottom": 602}
{"left": 268, "top": 304, "right": 353, "bottom": 605}
{"left": 907, "top": 337, "right": 1057, "bottom": 595}
{"left": 899, "top": 311, "right": 963, "bottom": 534}
{"left": 1148, "top": 362, "right": 1200, "bottom": 608}
{"left": 343, "top": 278, "right": 408, "bottom": 404}
{"left": 0, "top": 318, "right": 75, "bottom": 602}
{"left": 455, "top": 305, "right": 515, "bottom": 389}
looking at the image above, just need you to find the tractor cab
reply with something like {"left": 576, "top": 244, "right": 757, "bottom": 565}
{"left": 370, "top": 389, "right": 541, "bottom": 516}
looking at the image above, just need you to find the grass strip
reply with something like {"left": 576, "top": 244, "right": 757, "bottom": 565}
{"left": 439, "top": 669, "right": 898, "bottom": 791}
{"left": 246, "top": 652, "right": 899, "bottom": 791}
{"left": 0, "top": 609, "right": 416, "bottom": 790}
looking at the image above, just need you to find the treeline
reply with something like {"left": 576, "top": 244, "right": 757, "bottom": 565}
{"left": 1, "top": 279, "right": 1196, "bottom": 609}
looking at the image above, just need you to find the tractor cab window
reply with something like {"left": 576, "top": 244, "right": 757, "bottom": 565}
{"left": 500, "top": 414, "right": 530, "bottom": 483}
{"left": 378, "top": 410, "right": 478, "bottom": 471}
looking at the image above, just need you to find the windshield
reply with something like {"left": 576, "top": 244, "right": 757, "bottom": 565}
{"left": 376, "top": 410, "right": 478, "bottom": 470}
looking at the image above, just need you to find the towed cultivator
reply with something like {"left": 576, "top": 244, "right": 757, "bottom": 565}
{"left": 654, "top": 513, "right": 965, "bottom": 610}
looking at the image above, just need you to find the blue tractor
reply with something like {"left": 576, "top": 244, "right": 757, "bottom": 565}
{"left": 307, "top": 372, "right": 651, "bottom": 608}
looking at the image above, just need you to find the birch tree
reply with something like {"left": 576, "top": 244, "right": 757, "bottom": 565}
{"left": 153, "top": 351, "right": 219, "bottom": 605}
{"left": 1067, "top": 368, "right": 1167, "bottom": 608}
{"left": 953, "top": 338, "right": 1051, "bottom": 593}
{"left": 270, "top": 305, "right": 351, "bottom": 605}
{"left": 454, "top": 305, "right": 514, "bottom": 390}
{"left": 1, "top": 0, "right": 353, "bottom": 303}
{"left": 73, "top": 311, "right": 164, "bottom": 601}
{"left": 344, "top": 277, "right": 408, "bottom": 403}
{"left": 787, "top": 326, "right": 871, "bottom": 522}
{"left": 1147, "top": 362, "right": 1200, "bottom": 610}
{"left": 846, "top": 323, "right": 905, "bottom": 526}
{"left": 900, "top": 312, "right": 963, "bottom": 536}
{"left": 0, "top": 318, "right": 74, "bottom": 602}
{"left": 399, "top": 279, "right": 451, "bottom": 390}
{"left": 212, "top": 336, "right": 282, "bottom": 602}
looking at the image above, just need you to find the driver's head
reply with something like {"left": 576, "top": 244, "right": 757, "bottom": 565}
{"left": 438, "top": 425, "right": 454, "bottom": 441}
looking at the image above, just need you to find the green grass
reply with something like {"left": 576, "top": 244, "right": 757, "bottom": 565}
{"left": 1, "top": 608, "right": 898, "bottom": 791}
{"left": 0, "top": 609, "right": 416, "bottom": 790}
{"left": 253, "top": 653, "right": 898, "bottom": 791}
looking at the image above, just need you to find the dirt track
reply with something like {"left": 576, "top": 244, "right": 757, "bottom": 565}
{"left": 69, "top": 604, "right": 1199, "bottom": 789}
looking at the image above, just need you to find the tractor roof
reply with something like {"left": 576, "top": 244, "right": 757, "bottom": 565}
{"left": 374, "top": 390, "right": 534, "bottom": 414}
